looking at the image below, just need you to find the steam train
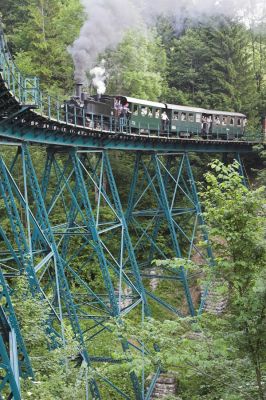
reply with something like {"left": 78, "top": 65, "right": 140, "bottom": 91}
{"left": 65, "top": 83, "right": 248, "bottom": 139}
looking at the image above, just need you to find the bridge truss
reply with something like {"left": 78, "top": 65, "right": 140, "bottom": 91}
{"left": 0, "top": 27, "right": 257, "bottom": 399}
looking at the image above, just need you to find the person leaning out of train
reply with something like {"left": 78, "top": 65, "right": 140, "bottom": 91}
{"left": 207, "top": 115, "right": 212, "bottom": 134}
{"left": 161, "top": 111, "right": 169, "bottom": 131}
{"left": 85, "top": 115, "right": 92, "bottom": 128}
{"left": 114, "top": 98, "right": 122, "bottom": 117}
{"left": 201, "top": 116, "right": 206, "bottom": 129}
{"left": 123, "top": 103, "right": 130, "bottom": 116}
{"left": 141, "top": 107, "right": 148, "bottom": 116}
{"left": 122, "top": 103, "right": 131, "bottom": 123}
{"left": 201, "top": 116, "right": 208, "bottom": 135}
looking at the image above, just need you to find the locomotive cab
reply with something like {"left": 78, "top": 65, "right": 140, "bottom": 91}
{"left": 64, "top": 84, "right": 113, "bottom": 129}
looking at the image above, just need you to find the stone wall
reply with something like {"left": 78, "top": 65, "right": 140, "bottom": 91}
{"left": 151, "top": 374, "right": 178, "bottom": 399}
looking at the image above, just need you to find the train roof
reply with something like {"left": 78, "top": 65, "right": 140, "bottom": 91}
{"left": 166, "top": 104, "right": 205, "bottom": 113}
{"left": 206, "top": 109, "right": 246, "bottom": 117}
{"left": 116, "top": 96, "right": 246, "bottom": 117}
{"left": 118, "top": 96, "right": 165, "bottom": 109}
{"left": 166, "top": 103, "right": 246, "bottom": 117}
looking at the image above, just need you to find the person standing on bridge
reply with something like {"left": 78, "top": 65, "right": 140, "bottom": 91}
{"left": 161, "top": 111, "right": 169, "bottom": 132}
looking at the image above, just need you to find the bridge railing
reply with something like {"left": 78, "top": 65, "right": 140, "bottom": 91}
{"left": 35, "top": 95, "right": 264, "bottom": 142}
{"left": 0, "top": 30, "right": 40, "bottom": 106}
{"left": 34, "top": 92, "right": 264, "bottom": 142}
{"left": 38, "top": 92, "right": 65, "bottom": 121}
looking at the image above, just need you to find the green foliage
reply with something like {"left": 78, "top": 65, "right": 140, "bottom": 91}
{"left": 199, "top": 160, "right": 266, "bottom": 399}
{"left": 105, "top": 30, "right": 167, "bottom": 100}
{"left": 2, "top": 0, "right": 84, "bottom": 95}
{"left": 162, "top": 17, "right": 265, "bottom": 127}
{"left": 108, "top": 161, "right": 266, "bottom": 399}
{"left": 252, "top": 145, "right": 266, "bottom": 186}
{"left": 12, "top": 276, "right": 88, "bottom": 399}
{"left": 154, "top": 257, "right": 200, "bottom": 274}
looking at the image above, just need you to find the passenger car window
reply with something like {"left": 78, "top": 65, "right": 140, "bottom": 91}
{"left": 155, "top": 109, "right": 160, "bottom": 118}
{"left": 188, "top": 113, "right": 194, "bottom": 122}
{"left": 237, "top": 118, "right": 241, "bottom": 126}
{"left": 195, "top": 113, "right": 201, "bottom": 123}
{"left": 141, "top": 107, "right": 148, "bottom": 117}
{"left": 173, "top": 111, "right": 179, "bottom": 120}
{"left": 181, "top": 113, "right": 187, "bottom": 121}
{"left": 133, "top": 104, "right": 139, "bottom": 116}
{"left": 222, "top": 116, "right": 227, "bottom": 125}
{"left": 147, "top": 108, "right": 153, "bottom": 117}
{"left": 230, "top": 118, "right": 234, "bottom": 125}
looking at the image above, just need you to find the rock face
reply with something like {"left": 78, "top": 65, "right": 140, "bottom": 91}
{"left": 150, "top": 268, "right": 160, "bottom": 291}
{"left": 202, "top": 279, "right": 228, "bottom": 315}
{"left": 115, "top": 286, "right": 132, "bottom": 309}
{"left": 151, "top": 374, "right": 178, "bottom": 399}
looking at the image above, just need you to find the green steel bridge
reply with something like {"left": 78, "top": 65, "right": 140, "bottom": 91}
{"left": 0, "top": 28, "right": 262, "bottom": 399}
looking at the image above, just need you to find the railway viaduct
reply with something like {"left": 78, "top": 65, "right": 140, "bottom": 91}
{"left": 0, "top": 28, "right": 262, "bottom": 399}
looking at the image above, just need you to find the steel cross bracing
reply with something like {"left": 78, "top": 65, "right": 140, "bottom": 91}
{"left": 0, "top": 145, "right": 102, "bottom": 397}
{"left": 0, "top": 335, "right": 20, "bottom": 400}
{"left": 0, "top": 141, "right": 223, "bottom": 399}
{"left": 40, "top": 148, "right": 148, "bottom": 398}
{"left": 0, "top": 268, "right": 33, "bottom": 400}
{"left": 124, "top": 152, "right": 215, "bottom": 318}
{"left": 0, "top": 145, "right": 149, "bottom": 398}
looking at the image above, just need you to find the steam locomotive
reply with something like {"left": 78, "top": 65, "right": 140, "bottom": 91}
{"left": 65, "top": 83, "right": 248, "bottom": 139}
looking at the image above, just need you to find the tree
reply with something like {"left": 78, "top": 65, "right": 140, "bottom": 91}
{"left": 200, "top": 159, "right": 266, "bottom": 399}
{"left": 165, "top": 27, "right": 211, "bottom": 105}
{"left": 105, "top": 30, "right": 167, "bottom": 100}
{"left": 164, "top": 18, "right": 261, "bottom": 127}
{"left": 108, "top": 160, "right": 266, "bottom": 399}
{"left": 1, "top": 0, "right": 84, "bottom": 94}
{"left": 204, "top": 20, "right": 258, "bottom": 116}
{"left": 11, "top": 276, "right": 88, "bottom": 400}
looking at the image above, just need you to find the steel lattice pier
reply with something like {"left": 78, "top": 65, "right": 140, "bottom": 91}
{"left": 0, "top": 143, "right": 231, "bottom": 399}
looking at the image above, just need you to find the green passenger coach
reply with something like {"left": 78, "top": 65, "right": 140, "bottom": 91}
{"left": 97, "top": 95, "right": 247, "bottom": 139}
{"left": 166, "top": 104, "right": 246, "bottom": 139}
{"left": 74, "top": 95, "right": 247, "bottom": 140}
{"left": 166, "top": 104, "right": 202, "bottom": 137}
{"left": 115, "top": 96, "right": 166, "bottom": 133}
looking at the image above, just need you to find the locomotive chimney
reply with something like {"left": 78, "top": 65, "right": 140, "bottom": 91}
{"left": 75, "top": 83, "right": 83, "bottom": 98}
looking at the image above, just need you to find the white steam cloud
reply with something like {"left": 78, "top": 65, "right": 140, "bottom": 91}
{"left": 69, "top": 0, "right": 142, "bottom": 83}
{"left": 90, "top": 60, "right": 106, "bottom": 95}
{"left": 69, "top": 0, "right": 266, "bottom": 84}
